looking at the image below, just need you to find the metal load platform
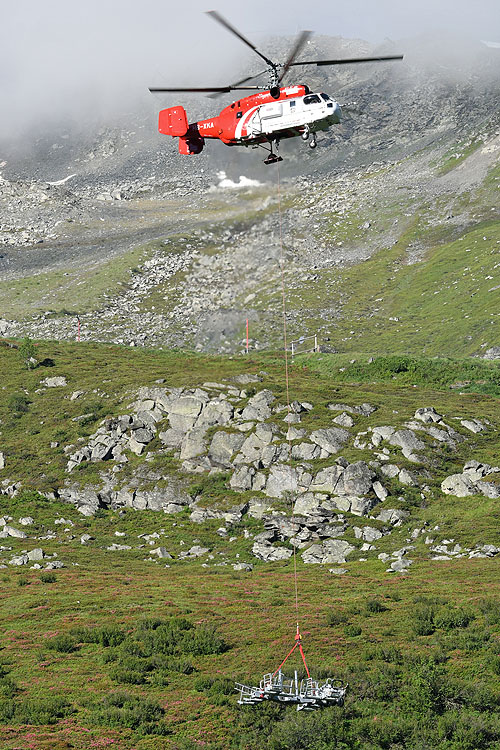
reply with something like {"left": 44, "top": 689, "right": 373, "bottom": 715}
{"left": 235, "top": 625, "right": 348, "bottom": 711}
{"left": 236, "top": 669, "right": 347, "bottom": 711}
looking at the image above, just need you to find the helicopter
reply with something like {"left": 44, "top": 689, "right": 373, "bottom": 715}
{"left": 149, "top": 11, "right": 403, "bottom": 164}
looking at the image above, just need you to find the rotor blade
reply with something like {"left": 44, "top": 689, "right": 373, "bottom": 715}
{"left": 290, "top": 54, "right": 404, "bottom": 67}
{"left": 149, "top": 86, "right": 262, "bottom": 94}
{"left": 207, "top": 69, "right": 268, "bottom": 98}
{"left": 206, "top": 10, "right": 275, "bottom": 67}
{"left": 279, "top": 30, "right": 312, "bottom": 82}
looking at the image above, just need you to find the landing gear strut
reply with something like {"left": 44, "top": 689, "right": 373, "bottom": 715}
{"left": 309, "top": 134, "right": 317, "bottom": 149}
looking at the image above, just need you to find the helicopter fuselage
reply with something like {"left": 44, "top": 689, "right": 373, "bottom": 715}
{"left": 158, "top": 85, "right": 341, "bottom": 157}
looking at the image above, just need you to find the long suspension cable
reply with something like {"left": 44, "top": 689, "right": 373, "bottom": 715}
{"left": 276, "top": 159, "right": 299, "bottom": 623}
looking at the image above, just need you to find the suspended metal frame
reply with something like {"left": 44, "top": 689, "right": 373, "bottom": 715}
{"left": 235, "top": 626, "right": 348, "bottom": 711}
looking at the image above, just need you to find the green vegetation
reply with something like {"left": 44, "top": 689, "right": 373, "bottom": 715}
{"left": 0, "top": 341, "right": 499, "bottom": 748}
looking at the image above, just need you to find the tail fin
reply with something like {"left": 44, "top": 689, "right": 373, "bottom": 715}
{"left": 158, "top": 106, "right": 189, "bottom": 137}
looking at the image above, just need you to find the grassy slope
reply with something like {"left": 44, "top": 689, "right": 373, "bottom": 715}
{"left": 0, "top": 342, "right": 499, "bottom": 749}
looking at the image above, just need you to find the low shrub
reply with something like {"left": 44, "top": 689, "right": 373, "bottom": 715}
{"left": 46, "top": 634, "right": 78, "bottom": 653}
{"left": 0, "top": 677, "right": 17, "bottom": 699}
{"left": 344, "top": 624, "right": 362, "bottom": 637}
{"left": 8, "top": 393, "right": 31, "bottom": 415}
{"left": 109, "top": 666, "right": 146, "bottom": 685}
{"left": 434, "top": 607, "right": 474, "bottom": 630}
{"left": 365, "top": 599, "right": 388, "bottom": 614}
{"left": 0, "top": 696, "right": 73, "bottom": 725}
{"left": 40, "top": 572, "right": 57, "bottom": 584}
{"left": 182, "top": 625, "right": 229, "bottom": 656}
{"left": 88, "top": 691, "right": 169, "bottom": 736}
{"left": 326, "top": 610, "right": 348, "bottom": 627}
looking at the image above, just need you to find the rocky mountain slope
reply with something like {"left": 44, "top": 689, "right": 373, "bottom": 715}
{"left": 1, "top": 34, "right": 499, "bottom": 357}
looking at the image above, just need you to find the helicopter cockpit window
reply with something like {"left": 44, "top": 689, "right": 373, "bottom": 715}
{"left": 303, "top": 94, "right": 321, "bottom": 105}
{"left": 321, "top": 93, "right": 331, "bottom": 101}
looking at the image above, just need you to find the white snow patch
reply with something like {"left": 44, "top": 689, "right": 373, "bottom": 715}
{"left": 209, "top": 171, "right": 262, "bottom": 191}
{"left": 47, "top": 173, "right": 77, "bottom": 186}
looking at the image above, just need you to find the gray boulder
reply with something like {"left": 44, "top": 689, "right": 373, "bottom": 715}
{"left": 375, "top": 508, "right": 409, "bottom": 526}
{"left": 343, "top": 462, "right": 375, "bottom": 496}
{"left": 329, "top": 403, "right": 376, "bottom": 416}
{"left": 302, "top": 539, "right": 355, "bottom": 565}
{"left": 381, "top": 464, "right": 400, "bottom": 479}
{"left": 167, "top": 396, "right": 204, "bottom": 432}
{"left": 460, "top": 418, "right": 486, "bottom": 434}
{"left": 128, "top": 435, "right": 145, "bottom": 456}
{"left": 309, "top": 464, "right": 345, "bottom": 494}
{"left": 133, "top": 427, "right": 155, "bottom": 444}
{"left": 388, "top": 430, "right": 426, "bottom": 459}
{"left": 230, "top": 465, "right": 257, "bottom": 491}
{"left": 209, "top": 431, "right": 245, "bottom": 466}
{"left": 414, "top": 407, "right": 443, "bottom": 423}
{"left": 180, "top": 429, "right": 207, "bottom": 461}
{"left": 196, "top": 400, "right": 234, "bottom": 428}
{"left": 310, "top": 427, "right": 350, "bottom": 455}
{"left": 265, "top": 465, "right": 311, "bottom": 498}
{"left": 42, "top": 376, "right": 67, "bottom": 388}
{"left": 293, "top": 493, "right": 321, "bottom": 515}
{"left": 332, "top": 412, "right": 355, "bottom": 428}
{"left": 252, "top": 542, "right": 293, "bottom": 562}
{"left": 3, "top": 525, "right": 27, "bottom": 539}
{"left": 159, "top": 428, "right": 185, "bottom": 449}
{"left": 241, "top": 390, "right": 275, "bottom": 421}
{"left": 27, "top": 548, "right": 44, "bottom": 561}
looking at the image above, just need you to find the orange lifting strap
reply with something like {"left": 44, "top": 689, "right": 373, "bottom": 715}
{"left": 272, "top": 624, "right": 311, "bottom": 679}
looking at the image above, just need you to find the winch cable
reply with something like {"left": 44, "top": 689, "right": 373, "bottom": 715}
{"left": 276, "top": 159, "right": 303, "bottom": 658}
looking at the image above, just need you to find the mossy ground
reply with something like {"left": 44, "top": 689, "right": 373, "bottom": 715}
{"left": 0, "top": 342, "right": 499, "bottom": 748}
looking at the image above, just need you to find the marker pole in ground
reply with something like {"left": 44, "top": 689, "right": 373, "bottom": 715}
{"left": 246, "top": 319, "right": 249, "bottom": 354}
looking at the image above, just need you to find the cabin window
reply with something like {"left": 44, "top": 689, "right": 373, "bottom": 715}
{"left": 290, "top": 100, "right": 296, "bottom": 107}
{"left": 236, "top": 111, "right": 243, "bottom": 119}
{"left": 303, "top": 94, "right": 321, "bottom": 105}
{"left": 321, "top": 93, "right": 331, "bottom": 101}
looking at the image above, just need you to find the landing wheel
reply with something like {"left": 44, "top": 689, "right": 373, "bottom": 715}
{"left": 309, "top": 135, "right": 317, "bottom": 149}
{"left": 301, "top": 126, "right": 310, "bottom": 141}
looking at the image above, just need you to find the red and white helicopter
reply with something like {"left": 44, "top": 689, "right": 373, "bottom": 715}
{"left": 150, "top": 11, "right": 403, "bottom": 164}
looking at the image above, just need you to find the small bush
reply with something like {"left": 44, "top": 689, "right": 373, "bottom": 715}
{"left": 96, "top": 625, "right": 126, "bottom": 648}
{"left": 326, "top": 610, "right": 348, "bottom": 627}
{"left": 148, "top": 670, "right": 169, "bottom": 687}
{"left": 0, "top": 677, "right": 17, "bottom": 699}
{"left": 40, "top": 572, "right": 57, "bottom": 584}
{"left": 46, "top": 634, "right": 78, "bottom": 653}
{"left": 365, "top": 599, "right": 388, "bottom": 614}
{"left": 18, "top": 338, "right": 38, "bottom": 370}
{"left": 435, "top": 607, "right": 474, "bottom": 630}
{"left": 17, "top": 577, "right": 28, "bottom": 587}
{"left": 182, "top": 625, "right": 229, "bottom": 656}
{"left": 109, "top": 666, "right": 146, "bottom": 685}
{"left": 0, "top": 696, "right": 73, "bottom": 725}
{"left": 8, "top": 393, "right": 31, "bottom": 416}
{"left": 411, "top": 606, "right": 436, "bottom": 636}
{"left": 344, "top": 624, "right": 362, "bottom": 637}
{"left": 88, "top": 691, "right": 169, "bottom": 736}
